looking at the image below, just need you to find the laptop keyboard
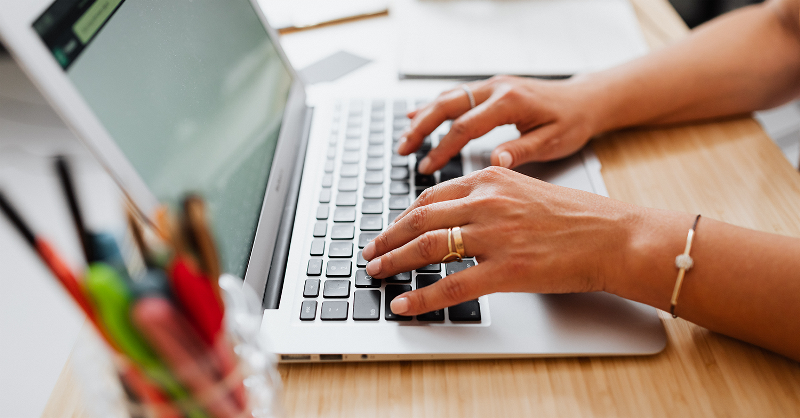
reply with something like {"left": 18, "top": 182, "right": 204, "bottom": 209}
{"left": 302, "top": 99, "right": 481, "bottom": 323}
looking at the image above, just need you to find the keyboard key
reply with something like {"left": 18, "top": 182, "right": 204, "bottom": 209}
{"left": 449, "top": 300, "right": 481, "bottom": 321}
{"left": 415, "top": 274, "right": 445, "bottom": 321}
{"left": 313, "top": 221, "right": 327, "bottom": 237}
{"left": 333, "top": 207, "right": 356, "bottom": 222}
{"left": 307, "top": 259, "right": 323, "bottom": 276}
{"left": 360, "top": 215, "right": 383, "bottom": 231}
{"left": 324, "top": 160, "right": 334, "bottom": 173}
{"left": 368, "top": 133, "right": 384, "bottom": 145}
{"left": 323, "top": 280, "right": 351, "bottom": 298}
{"left": 340, "top": 164, "right": 359, "bottom": 177}
{"left": 345, "top": 128, "right": 361, "bottom": 139}
{"left": 356, "top": 251, "right": 368, "bottom": 268}
{"left": 440, "top": 157, "right": 463, "bottom": 182}
{"left": 445, "top": 259, "right": 476, "bottom": 275}
{"left": 319, "top": 189, "right": 331, "bottom": 203}
{"left": 320, "top": 301, "right": 348, "bottom": 320}
{"left": 329, "top": 134, "right": 338, "bottom": 145}
{"left": 366, "top": 158, "right": 383, "bottom": 170}
{"left": 392, "top": 130, "right": 404, "bottom": 141}
{"left": 385, "top": 271, "right": 411, "bottom": 283}
{"left": 338, "top": 178, "right": 358, "bottom": 192}
{"left": 347, "top": 117, "right": 362, "bottom": 128}
{"left": 385, "top": 285, "right": 412, "bottom": 321}
{"left": 388, "top": 210, "right": 403, "bottom": 224}
{"left": 390, "top": 181, "right": 410, "bottom": 195}
{"left": 391, "top": 154, "right": 408, "bottom": 167}
{"left": 336, "top": 192, "right": 357, "bottom": 206}
{"left": 417, "top": 264, "right": 441, "bottom": 273}
{"left": 300, "top": 300, "right": 317, "bottom": 320}
{"left": 355, "top": 269, "right": 380, "bottom": 287}
{"left": 303, "top": 279, "right": 320, "bottom": 297}
{"left": 390, "top": 167, "right": 409, "bottom": 180}
{"left": 327, "top": 146, "right": 336, "bottom": 159}
{"left": 364, "top": 171, "right": 383, "bottom": 184}
{"left": 310, "top": 239, "right": 325, "bottom": 256}
{"left": 342, "top": 151, "right": 359, "bottom": 163}
{"left": 353, "top": 290, "right": 381, "bottom": 320}
{"left": 363, "top": 185, "right": 383, "bottom": 199}
{"left": 344, "top": 139, "right": 360, "bottom": 151}
{"left": 331, "top": 224, "right": 355, "bottom": 240}
{"left": 394, "top": 119, "right": 410, "bottom": 130}
{"left": 367, "top": 145, "right": 384, "bottom": 157}
{"left": 359, "top": 232, "right": 379, "bottom": 248}
{"left": 414, "top": 173, "right": 436, "bottom": 188}
{"left": 369, "top": 121, "right": 384, "bottom": 133}
{"left": 361, "top": 200, "right": 383, "bottom": 214}
{"left": 329, "top": 242, "right": 354, "bottom": 258}
{"left": 326, "top": 260, "right": 352, "bottom": 277}
{"left": 322, "top": 174, "right": 333, "bottom": 187}
{"left": 389, "top": 196, "right": 410, "bottom": 210}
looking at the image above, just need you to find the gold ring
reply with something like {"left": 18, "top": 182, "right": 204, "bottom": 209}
{"left": 452, "top": 226, "right": 465, "bottom": 259}
{"left": 441, "top": 226, "right": 464, "bottom": 263}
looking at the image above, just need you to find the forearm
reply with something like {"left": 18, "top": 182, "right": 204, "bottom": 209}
{"left": 607, "top": 207, "right": 800, "bottom": 361}
{"left": 578, "top": 0, "right": 800, "bottom": 133}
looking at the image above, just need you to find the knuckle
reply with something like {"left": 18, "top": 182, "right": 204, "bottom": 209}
{"left": 449, "top": 121, "right": 470, "bottom": 138}
{"left": 375, "top": 233, "right": 391, "bottom": 254}
{"left": 439, "top": 276, "right": 469, "bottom": 303}
{"left": 416, "top": 186, "right": 436, "bottom": 206}
{"left": 407, "top": 206, "right": 429, "bottom": 234}
{"left": 416, "top": 231, "right": 439, "bottom": 260}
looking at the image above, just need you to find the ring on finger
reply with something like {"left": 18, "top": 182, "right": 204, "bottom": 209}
{"left": 442, "top": 226, "right": 466, "bottom": 263}
{"left": 460, "top": 84, "right": 476, "bottom": 110}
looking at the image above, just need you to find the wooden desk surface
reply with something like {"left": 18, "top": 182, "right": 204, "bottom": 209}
{"left": 42, "top": 0, "right": 800, "bottom": 416}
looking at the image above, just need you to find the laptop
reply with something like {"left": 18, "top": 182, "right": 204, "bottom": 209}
{"left": 0, "top": 0, "right": 666, "bottom": 362}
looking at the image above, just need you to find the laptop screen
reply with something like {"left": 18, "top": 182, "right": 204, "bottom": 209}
{"left": 33, "top": 0, "right": 294, "bottom": 278}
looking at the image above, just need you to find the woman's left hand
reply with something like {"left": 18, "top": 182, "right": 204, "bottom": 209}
{"left": 361, "top": 167, "right": 639, "bottom": 316}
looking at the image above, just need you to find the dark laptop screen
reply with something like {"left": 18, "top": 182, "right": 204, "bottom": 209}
{"left": 34, "top": 0, "right": 294, "bottom": 278}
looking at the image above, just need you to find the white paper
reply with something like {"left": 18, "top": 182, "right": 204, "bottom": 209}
{"left": 395, "top": 0, "right": 650, "bottom": 77}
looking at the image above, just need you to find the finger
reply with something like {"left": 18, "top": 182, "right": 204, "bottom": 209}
{"left": 489, "top": 124, "right": 562, "bottom": 168}
{"left": 390, "top": 177, "right": 476, "bottom": 228}
{"left": 365, "top": 225, "right": 480, "bottom": 279}
{"left": 416, "top": 90, "right": 516, "bottom": 174}
{"left": 390, "top": 263, "right": 492, "bottom": 316}
{"left": 362, "top": 199, "right": 471, "bottom": 260}
{"left": 397, "top": 81, "right": 492, "bottom": 156}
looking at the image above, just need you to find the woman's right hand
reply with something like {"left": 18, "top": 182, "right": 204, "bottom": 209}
{"left": 398, "top": 75, "right": 605, "bottom": 175}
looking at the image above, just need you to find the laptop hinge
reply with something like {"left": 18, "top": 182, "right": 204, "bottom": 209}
{"left": 262, "top": 105, "right": 314, "bottom": 309}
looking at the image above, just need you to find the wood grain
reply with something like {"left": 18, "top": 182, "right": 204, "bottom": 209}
{"left": 42, "top": 0, "right": 800, "bottom": 417}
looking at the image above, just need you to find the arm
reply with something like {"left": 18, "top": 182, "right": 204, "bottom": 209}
{"left": 401, "top": 0, "right": 800, "bottom": 174}
{"left": 361, "top": 168, "right": 800, "bottom": 361}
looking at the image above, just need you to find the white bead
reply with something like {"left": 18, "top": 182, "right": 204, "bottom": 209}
{"left": 675, "top": 254, "right": 694, "bottom": 270}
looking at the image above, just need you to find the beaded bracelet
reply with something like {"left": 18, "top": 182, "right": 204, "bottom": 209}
{"left": 670, "top": 214, "right": 701, "bottom": 318}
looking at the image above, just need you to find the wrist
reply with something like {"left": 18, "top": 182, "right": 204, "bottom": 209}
{"left": 567, "top": 71, "right": 632, "bottom": 136}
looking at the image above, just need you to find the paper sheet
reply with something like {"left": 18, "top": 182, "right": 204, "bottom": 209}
{"left": 395, "top": 0, "right": 650, "bottom": 78}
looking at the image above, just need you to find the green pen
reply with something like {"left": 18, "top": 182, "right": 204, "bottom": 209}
{"left": 85, "top": 262, "right": 210, "bottom": 418}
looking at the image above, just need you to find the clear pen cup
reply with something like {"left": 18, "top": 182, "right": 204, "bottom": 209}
{"left": 72, "top": 275, "right": 283, "bottom": 418}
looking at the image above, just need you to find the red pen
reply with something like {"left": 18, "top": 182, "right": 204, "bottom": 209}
{"left": 168, "top": 257, "right": 224, "bottom": 345}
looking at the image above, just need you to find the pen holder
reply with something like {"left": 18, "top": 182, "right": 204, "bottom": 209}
{"left": 72, "top": 274, "right": 283, "bottom": 418}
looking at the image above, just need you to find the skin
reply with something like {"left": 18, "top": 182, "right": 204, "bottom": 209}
{"left": 362, "top": 0, "right": 800, "bottom": 361}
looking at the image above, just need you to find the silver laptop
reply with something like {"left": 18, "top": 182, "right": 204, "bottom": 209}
{"left": 0, "top": 0, "right": 666, "bottom": 362}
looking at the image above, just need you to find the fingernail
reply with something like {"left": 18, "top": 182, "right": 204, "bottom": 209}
{"left": 362, "top": 242, "right": 376, "bottom": 260}
{"left": 396, "top": 136, "right": 408, "bottom": 153}
{"left": 391, "top": 297, "right": 410, "bottom": 314}
{"left": 418, "top": 157, "right": 432, "bottom": 174}
{"left": 498, "top": 151, "right": 513, "bottom": 168}
{"left": 366, "top": 258, "right": 382, "bottom": 276}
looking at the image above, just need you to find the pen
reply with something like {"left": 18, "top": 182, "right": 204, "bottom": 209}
{"left": 168, "top": 257, "right": 224, "bottom": 345}
{"left": 183, "top": 195, "right": 223, "bottom": 304}
{"left": 54, "top": 156, "right": 93, "bottom": 262}
{"left": 132, "top": 296, "right": 242, "bottom": 418}
{"left": 84, "top": 262, "right": 210, "bottom": 418}
{"left": 0, "top": 190, "right": 98, "bottom": 328}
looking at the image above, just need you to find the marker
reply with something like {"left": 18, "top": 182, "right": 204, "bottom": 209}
{"left": 183, "top": 195, "right": 223, "bottom": 304}
{"left": 132, "top": 297, "right": 243, "bottom": 418}
{"left": 84, "top": 262, "right": 210, "bottom": 418}
{"left": 168, "top": 257, "right": 224, "bottom": 345}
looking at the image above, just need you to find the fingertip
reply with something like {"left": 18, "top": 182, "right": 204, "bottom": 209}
{"left": 497, "top": 151, "right": 513, "bottom": 168}
{"left": 417, "top": 157, "right": 434, "bottom": 175}
{"left": 390, "top": 296, "right": 410, "bottom": 315}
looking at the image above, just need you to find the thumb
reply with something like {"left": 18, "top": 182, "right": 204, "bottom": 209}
{"left": 490, "top": 124, "right": 561, "bottom": 168}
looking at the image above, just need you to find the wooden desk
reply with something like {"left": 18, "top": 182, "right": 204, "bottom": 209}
{"left": 42, "top": 0, "right": 800, "bottom": 416}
